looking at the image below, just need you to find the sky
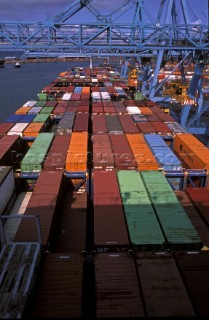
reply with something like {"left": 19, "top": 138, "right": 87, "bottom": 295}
{"left": 0, "top": 0, "right": 207, "bottom": 24}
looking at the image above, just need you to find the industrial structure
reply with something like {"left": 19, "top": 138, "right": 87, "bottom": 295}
{"left": 0, "top": 0, "right": 209, "bottom": 134}
{"left": 1, "top": 2, "right": 209, "bottom": 318}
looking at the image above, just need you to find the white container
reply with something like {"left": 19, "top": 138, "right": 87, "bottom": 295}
{"left": 23, "top": 100, "right": 37, "bottom": 107}
{"left": 62, "top": 93, "right": 72, "bottom": 101}
{"left": 0, "top": 166, "right": 15, "bottom": 215}
{"left": 7, "top": 123, "right": 28, "bottom": 136}
{"left": 126, "top": 106, "right": 141, "bottom": 115}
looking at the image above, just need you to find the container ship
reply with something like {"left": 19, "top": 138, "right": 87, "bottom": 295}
{"left": 1, "top": 65, "right": 209, "bottom": 318}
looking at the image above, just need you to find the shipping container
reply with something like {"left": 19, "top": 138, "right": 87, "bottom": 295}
{"left": 21, "top": 133, "right": 54, "bottom": 172}
{"left": 56, "top": 112, "right": 75, "bottom": 134}
{"left": 186, "top": 188, "right": 209, "bottom": 230}
{"left": 136, "top": 121, "right": 156, "bottom": 133}
{"left": 23, "top": 122, "right": 45, "bottom": 137}
{"left": 92, "top": 114, "right": 108, "bottom": 134}
{"left": 92, "top": 134, "right": 114, "bottom": 170}
{"left": 175, "top": 251, "right": 209, "bottom": 317}
{"left": 0, "top": 123, "right": 15, "bottom": 136}
{"left": 0, "top": 166, "right": 16, "bottom": 215}
{"left": 118, "top": 114, "right": 139, "bottom": 133}
{"left": 4, "top": 114, "right": 23, "bottom": 123}
{"left": 7, "top": 122, "right": 29, "bottom": 136}
{"left": 175, "top": 191, "right": 209, "bottom": 248}
{"left": 105, "top": 114, "right": 123, "bottom": 134}
{"left": 144, "top": 134, "right": 182, "bottom": 170}
{"left": 150, "top": 121, "right": 172, "bottom": 135}
{"left": 117, "top": 170, "right": 166, "bottom": 251}
{"left": 93, "top": 170, "right": 130, "bottom": 251}
{"left": 173, "top": 133, "right": 209, "bottom": 170}
{"left": 66, "top": 132, "right": 88, "bottom": 172}
{"left": 55, "top": 189, "right": 87, "bottom": 253}
{"left": 126, "top": 134, "right": 159, "bottom": 170}
{"left": 28, "top": 106, "right": 43, "bottom": 114}
{"left": 29, "top": 254, "right": 83, "bottom": 318}
{"left": 166, "top": 121, "right": 188, "bottom": 134}
{"left": 14, "top": 171, "right": 64, "bottom": 249}
{"left": 95, "top": 253, "right": 145, "bottom": 317}
{"left": 15, "top": 106, "right": 31, "bottom": 114}
{"left": 73, "top": 113, "right": 89, "bottom": 132}
{"left": 141, "top": 171, "right": 202, "bottom": 250}
{"left": 136, "top": 252, "right": 196, "bottom": 316}
{"left": 109, "top": 134, "right": 136, "bottom": 170}
{"left": 43, "top": 134, "right": 71, "bottom": 171}
{"left": 0, "top": 135, "right": 22, "bottom": 166}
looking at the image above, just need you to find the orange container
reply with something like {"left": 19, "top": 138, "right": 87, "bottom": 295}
{"left": 173, "top": 133, "right": 209, "bottom": 170}
{"left": 137, "top": 107, "right": 153, "bottom": 115}
{"left": 15, "top": 107, "right": 31, "bottom": 114}
{"left": 23, "top": 122, "right": 45, "bottom": 137}
{"left": 126, "top": 133, "right": 159, "bottom": 170}
{"left": 82, "top": 86, "right": 90, "bottom": 94}
{"left": 66, "top": 132, "right": 88, "bottom": 172}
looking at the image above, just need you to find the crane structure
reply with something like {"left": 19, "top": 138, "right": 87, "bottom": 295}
{"left": 0, "top": 0, "right": 209, "bottom": 133}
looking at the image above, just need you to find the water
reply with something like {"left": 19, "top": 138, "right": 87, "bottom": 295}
{"left": 0, "top": 60, "right": 91, "bottom": 122}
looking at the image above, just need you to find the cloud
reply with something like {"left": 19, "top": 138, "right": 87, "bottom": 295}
{"left": 0, "top": 0, "right": 125, "bottom": 22}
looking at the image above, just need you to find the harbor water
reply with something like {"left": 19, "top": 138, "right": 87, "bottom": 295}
{"left": 0, "top": 60, "right": 90, "bottom": 122}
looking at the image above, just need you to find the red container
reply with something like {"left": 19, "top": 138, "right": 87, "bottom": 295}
{"left": 55, "top": 190, "right": 87, "bottom": 253}
{"left": 150, "top": 121, "right": 172, "bottom": 135}
{"left": 73, "top": 113, "right": 89, "bottom": 132}
{"left": 14, "top": 171, "right": 64, "bottom": 249}
{"left": 136, "top": 122, "right": 156, "bottom": 134}
{"left": 136, "top": 252, "right": 195, "bottom": 317}
{"left": 92, "top": 134, "right": 114, "bottom": 169}
{"left": 93, "top": 170, "right": 130, "bottom": 251}
{"left": 43, "top": 135, "right": 71, "bottom": 171}
{"left": 0, "top": 123, "right": 15, "bottom": 135}
{"left": 175, "top": 191, "right": 209, "bottom": 248}
{"left": 92, "top": 114, "right": 108, "bottom": 134}
{"left": 30, "top": 253, "right": 83, "bottom": 318}
{"left": 145, "top": 113, "right": 162, "bottom": 122}
{"left": 186, "top": 188, "right": 209, "bottom": 228}
{"left": 0, "top": 135, "right": 22, "bottom": 166}
{"left": 119, "top": 114, "right": 139, "bottom": 133}
{"left": 95, "top": 253, "right": 145, "bottom": 318}
{"left": 109, "top": 134, "right": 136, "bottom": 170}
{"left": 175, "top": 251, "right": 209, "bottom": 317}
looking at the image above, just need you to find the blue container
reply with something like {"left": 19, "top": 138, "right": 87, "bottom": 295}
{"left": 144, "top": 134, "right": 182, "bottom": 171}
{"left": 74, "top": 87, "right": 82, "bottom": 93}
{"left": 17, "top": 114, "right": 36, "bottom": 123}
{"left": 4, "top": 114, "right": 23, "bottom": 123}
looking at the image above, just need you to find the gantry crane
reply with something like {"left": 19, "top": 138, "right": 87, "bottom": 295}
{"left": 0, "top": 0, "right": 209, "bottom": 133}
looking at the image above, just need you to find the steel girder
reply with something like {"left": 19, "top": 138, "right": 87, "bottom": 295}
{"left": 0, "top": 22, "right": 209, "bottom": 55}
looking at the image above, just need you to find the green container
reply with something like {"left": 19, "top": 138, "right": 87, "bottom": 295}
{"left": 33, "top": 113, "right": 50, "bottom": 123}
{"left": 40, "top": 107, "right": 54, "bottom": 114}
{"left": 117, "top": 170, "right": 165, "bottom": 250}
{"left": 21, "top": 133, "right": 54, "bottom": 172}
{"left": 141, "top": 171, "right": 202, "bottom": 249}
{"left": 37, "top": 93, "right": 48, "bottom": 101}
